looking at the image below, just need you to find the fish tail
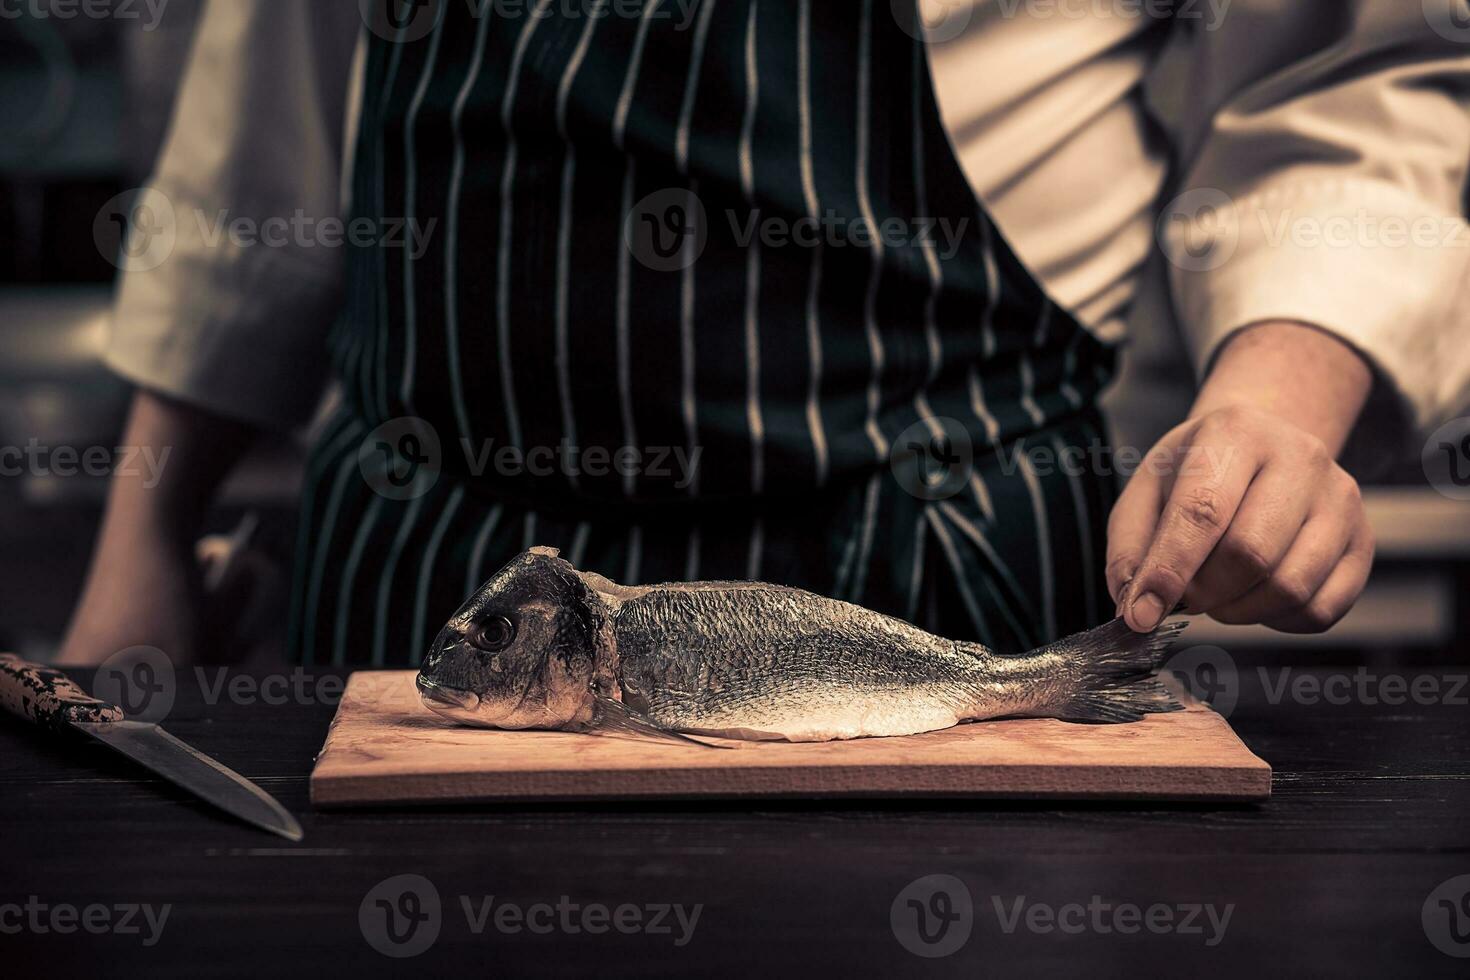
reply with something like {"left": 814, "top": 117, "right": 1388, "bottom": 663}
{"left": 1041, "top": 617, "right": 1188, "bottom": 723}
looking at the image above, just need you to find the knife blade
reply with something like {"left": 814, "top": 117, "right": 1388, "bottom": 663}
{"left": 0, "top": 653, "right": 303, "bottom": 842}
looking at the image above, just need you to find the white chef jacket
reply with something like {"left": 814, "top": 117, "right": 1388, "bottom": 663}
{"left": 105, "top": 0, "right": 1470, "bottom": 463}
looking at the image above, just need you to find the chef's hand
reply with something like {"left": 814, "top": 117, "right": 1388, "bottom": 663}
{"left": 56, "top": 391, "right": 256, "bottom": 666}
{"left": 1107, "top": 321, "right": 1377, "bottom": 634}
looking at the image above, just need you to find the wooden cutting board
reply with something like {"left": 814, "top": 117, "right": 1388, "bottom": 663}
{"left": 310, "top": 671, "right": 1270, "bottom": 806}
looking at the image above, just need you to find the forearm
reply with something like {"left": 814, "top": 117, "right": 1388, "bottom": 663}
{"left": 56, "top": 390, "right": 259, "bottom": 665}
{"left": 102, "top": 389, "right": 260, "bottom": 542}
{"left": 1189, "top": 320, "right": 1373, "bottom": 457}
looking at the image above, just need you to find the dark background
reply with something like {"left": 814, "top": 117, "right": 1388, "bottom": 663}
{"left": 2, "top": 5, "right": 1470, "bottom": 978}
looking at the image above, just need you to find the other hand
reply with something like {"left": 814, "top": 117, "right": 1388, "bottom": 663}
{"left": 1106, "top": 320, "right": 1377, "bottom": 634}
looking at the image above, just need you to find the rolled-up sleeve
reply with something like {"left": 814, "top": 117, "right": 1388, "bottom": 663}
{"left": 105, "top": 0, "right": 362, "bottom": 429}
{"left": 1151, "top": 0, "right": 1470, "bottom": 460}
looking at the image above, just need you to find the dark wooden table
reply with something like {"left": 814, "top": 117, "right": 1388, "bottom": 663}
{"left": 4, "top": 665, "right": 1468, "bottom": 978}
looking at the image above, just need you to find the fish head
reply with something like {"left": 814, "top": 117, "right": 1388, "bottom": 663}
{"left": 416, "top": 547, "right": 611, "bottom": 729}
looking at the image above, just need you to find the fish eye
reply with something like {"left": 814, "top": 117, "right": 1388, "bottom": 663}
{"left": 467, "top": 615, "right": 516, "bottom": 653}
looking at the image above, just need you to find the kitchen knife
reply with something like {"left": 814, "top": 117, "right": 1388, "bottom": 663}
{"left": 0, "top": 653, "right": 303, "bottom": 842}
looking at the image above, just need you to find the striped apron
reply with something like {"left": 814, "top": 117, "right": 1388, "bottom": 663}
{"left": 288, "top": 0, "right": 1120, "bottom": 667}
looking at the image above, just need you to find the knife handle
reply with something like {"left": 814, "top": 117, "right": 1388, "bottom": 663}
{"left": 0, "top": 654, "right": 124, "bottom": 729}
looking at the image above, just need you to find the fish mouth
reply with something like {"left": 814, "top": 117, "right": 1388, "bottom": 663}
{"left": 415, "top": 673, "right": 481, "bottom": 712}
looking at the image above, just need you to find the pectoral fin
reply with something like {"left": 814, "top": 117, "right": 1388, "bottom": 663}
{"left": 590, "top": 693, "right": 731, "bottom": 750}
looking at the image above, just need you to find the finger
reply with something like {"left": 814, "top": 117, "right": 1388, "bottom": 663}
{"left": 1207, "top": 506, "right": 1352, "bottom": 625}
{"left": 1122, "top": 417, "right": 1264, "bottom": 631}
{"left": 1263, "top": 519, "right": 1375, "bottom": 633}
{"left": 1183, "top": 455, "right": 1319, "bottom": 613}
{"left": 1104, "top": 461, "right": 1168, "bottom": 607}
